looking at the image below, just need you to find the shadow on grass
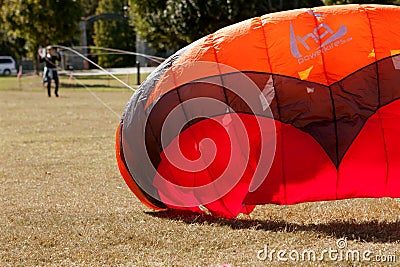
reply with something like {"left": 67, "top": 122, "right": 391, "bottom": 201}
{"left": 146, "top": 210, "right": 400, "bottom": 243}
{"left": 60, "top": 82, "right": 126, "bottom": 88}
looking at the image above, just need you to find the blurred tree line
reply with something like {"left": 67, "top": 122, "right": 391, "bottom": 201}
{"left": 0, "top": 0, "right": 399, "bottom": 69}
{"left": 92, "top": 0, "right": 136, "bottom": 67}
{"left": 0, "top": 0, "right": 83, "bottom": 71}
{"left": 131, "top": 0, "right": 324, "bottom": 52}
{"left": 131, "top": 0, "right": 400, "bottom": 52}
{"left": 0, "top": 0, "right": 134, "bottom": 70}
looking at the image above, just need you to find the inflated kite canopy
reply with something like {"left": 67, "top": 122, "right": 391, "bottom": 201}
{"left": 116, "top": 4, "right": 400, "bottom": 218}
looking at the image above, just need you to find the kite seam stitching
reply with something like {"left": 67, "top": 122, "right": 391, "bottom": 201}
{"left": 212, "top": 44, "right": 254, "bottom": 213}
{"left": 259, "top": 16, "right": 287, "bottom": 204}
{"left": 365, "top": 8, "right": 390, "bottom": 194}
{"left": 309, "top": 8, "right": 340, "bottom": 198}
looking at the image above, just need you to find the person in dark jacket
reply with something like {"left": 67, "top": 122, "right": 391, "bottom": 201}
{"left": 39, "top": 46, "right": 61, "bottom": 97}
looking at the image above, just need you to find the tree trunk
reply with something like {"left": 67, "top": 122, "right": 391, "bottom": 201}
{"left": 267, "top": 0, "right": 273, "bottom": 11}
{"left": 34, "top": 45, "right": 41, "bottom": 75}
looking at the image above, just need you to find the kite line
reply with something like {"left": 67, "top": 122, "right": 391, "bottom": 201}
{"left": 49, "top": 45, "right": 163, "bottom": 118}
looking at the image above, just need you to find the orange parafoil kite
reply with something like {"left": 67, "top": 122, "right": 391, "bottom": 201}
{"left": 116, "top": 4, "right": 400, "bottom": 218}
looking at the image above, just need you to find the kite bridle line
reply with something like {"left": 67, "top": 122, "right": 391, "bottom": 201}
{"left": 74, "top": 46, "right": 166, "bottom": 64}
{"left": 68, "top": 75, "right": 122, "bottom": 119}
{"left": 53, "top": 45, "right": 136, "bottom": 92}
{"left": 43, "top": 45, "right": 163, "bottom": 119}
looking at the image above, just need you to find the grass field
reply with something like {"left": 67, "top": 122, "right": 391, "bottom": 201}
{"left": 1, "top": 75, "right": 400, "bottom": 266}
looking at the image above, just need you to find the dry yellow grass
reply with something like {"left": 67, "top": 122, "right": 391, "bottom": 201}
{"left": 1, "top": 77, "right": 400, "bottom": 266}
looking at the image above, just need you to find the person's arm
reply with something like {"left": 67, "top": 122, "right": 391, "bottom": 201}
{"left": 56, "top": 48, "right": 61, "bottom": 61}
{"left": 38, "top": 49, "right": 45, "bottom": 62}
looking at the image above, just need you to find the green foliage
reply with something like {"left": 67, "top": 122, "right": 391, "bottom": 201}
{"left": 80, "top": 0, "right": 100, "bottom": 54}
{"left": 93, "top": 0, "right": 136, "bottom": 67}
{"left": 130, "top": 0, "right": 324, "bottom": 53}
{"left": 0, "top": 15, "right": 27, "bottom": 59}
{"left": 1, "top": 0, "right": 83, "bottom": 71}
{"left": 129, "top": 0, "right": 170, "bottom": 52}
{"left": 2, "top": 0, "right": 83, "bottom": 53}
{"left": 82, "top": 0, "right": 101, "bottom": 17}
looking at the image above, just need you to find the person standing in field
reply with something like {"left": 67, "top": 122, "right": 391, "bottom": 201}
{"left": 39, "top": 46, "right": 61, "bottom": 97}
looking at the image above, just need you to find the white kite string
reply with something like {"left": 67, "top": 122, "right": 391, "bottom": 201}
{"left": 74, "top": 46, "right": 165, "bottom": 64}
{"left": 49, "top": 45, "right": 158, "bottom": 118}
{"left": 55, "top": 45, "right": 136, "bottom": 92}
{"left": 69, "top": 75, "right": 122, "bottom": 119}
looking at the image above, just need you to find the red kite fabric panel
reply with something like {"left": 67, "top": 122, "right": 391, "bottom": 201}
{"left": 116, "top": 4, "right": 400, "bottom": 218}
